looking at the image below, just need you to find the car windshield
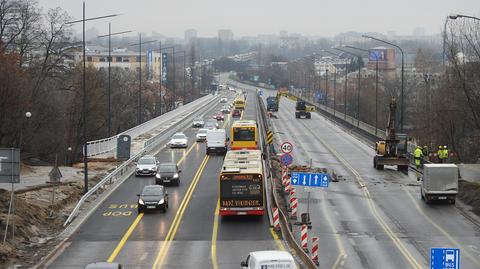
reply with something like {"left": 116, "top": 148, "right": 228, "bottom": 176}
{"left": 138, "top": 158, "right": 156, "bottom": 165}
{"left": 173, "top": 134, "right": 185, "bottom": 139}
{"left": 159, "top": 165, "right": 177, "bottom": 173}
{"left": 198, "top": 129, "right": 208, "bottom": 134}
{"left": 142, "top": 187, "right": 163, "bottom": 196}
{"left": 194, "top": 118, "right": 203, "bottom": 122}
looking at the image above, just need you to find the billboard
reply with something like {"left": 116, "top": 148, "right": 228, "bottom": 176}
{"left": 162, "top": 52, "right": 168, "bottom": 83}
{"left": 369, "top": 49, "right": 387, "bottom": 61}
{"left": 146, "top": 50, "right": 153, "bottom": 80}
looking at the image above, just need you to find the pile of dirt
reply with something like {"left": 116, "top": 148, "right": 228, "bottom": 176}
{"left": 458, "top": 180, "right": 480, "bottom": 215}
{"left": 0, "top": 182, "right": 84, "bottom": 268}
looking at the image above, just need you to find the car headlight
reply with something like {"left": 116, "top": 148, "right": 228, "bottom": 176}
{"left": 150, "top": 167, "right": 156, "bottom": 171}
{"left": 139, "top": 198, "right": 144, "bottom": 205}
{"left": 136, "top": 167, "right": 140, "bottom": 171}
{"left": 173, "top": 173, "right": 179, "bottom": 178}
{"left": 158, "top": 199, "right": 165, "bottom": 204}
{"left": 156, "top": 174, "right": 161, "bottom": 178}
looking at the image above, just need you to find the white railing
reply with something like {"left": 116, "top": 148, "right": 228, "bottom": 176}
{"left": 86, "top": 95, "right": 215, "bottom": 157}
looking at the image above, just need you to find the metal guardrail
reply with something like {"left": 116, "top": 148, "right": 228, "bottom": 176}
{"left": 64, "top": 94, "right": 219, "bottom": 226}
{"left": 86, "top": 95, "right": 215, "bottom": 157}
{"left": 255, "top": 91, "right": 318, "bottom": 269}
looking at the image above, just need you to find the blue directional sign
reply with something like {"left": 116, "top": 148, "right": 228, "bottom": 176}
{"left": 258, "top": 90, "right": 263, "bottom": 96}
{"left": 291, "top": 172, "right": 329, "bottom": 188}
{"left": 431, "top": 248, "right": 460, "bottom": 269}
{"left": 280, "top": 153, "right": 293, "bottom": 166}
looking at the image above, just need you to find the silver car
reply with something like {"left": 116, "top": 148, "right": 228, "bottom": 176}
{"left": 196, "top": 128, "right": 208, "bottom": 142}
{"left": 169, "top": 132, "right": 188, "bottom": 148}
{"left": 192, "top": 118, "right": 204, "bottom": 128}
{"left": 135, "top": 155, "right": 159, "bottom": 176}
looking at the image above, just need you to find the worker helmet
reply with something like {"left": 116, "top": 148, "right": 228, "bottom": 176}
{"left": 444, "top": 145, "right": 448, "bottom": 149}
{"left": 438, "top": 146, "right": 442, "bottom": 149}
{"left": 424, "top": 145, "right": 428, "bottom": 148}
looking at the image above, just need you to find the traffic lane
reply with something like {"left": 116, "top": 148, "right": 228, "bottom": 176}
{"left": 156, "top": 155, "right": 224, "bottom": 269}
{"left": 276, "top": 108, "right": 409, "bottom": 269}
{"left": 280, "top": 98, "right": 480, "bottom": 267}
{"left": 49, "top": 101, "right": 227, "bottom": 268}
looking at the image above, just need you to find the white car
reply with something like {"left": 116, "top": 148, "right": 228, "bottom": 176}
{"left": 192, "top": 118, "right": 204, "bottom": 128}
{"left": 204, "top": 120, "right": 219, "bottom": 130}
{"left": 169, "top": 133, "right": 188, "bottom": 148}
{"left": 196, "top": 128, "right": 208, "bottom": 142}
{"left": 221, "top": 106, "right": 230, "bottom": 113}
{"left": 241, "top": 251, "right": 295, "bottom": 269}
{"left": 220, "top": 97, "right": 228, "bottom": 103}
{"left": 135, "top": 155, "right": 159, "bottom": 176}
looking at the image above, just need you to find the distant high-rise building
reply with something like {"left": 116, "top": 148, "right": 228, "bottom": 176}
{"left": 413, "top": 27, "right": 425, "bottom": 36}
{"left": 218, "top": 29, "right": 234, "bottom": 41}
{"left": 184, "top": 29, "right": 197, "bottom": 44}
{"left": 279, "top": 30, "right": 288, "bottom": 37}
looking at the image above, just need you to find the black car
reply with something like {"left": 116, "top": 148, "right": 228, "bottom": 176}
{"left": 137, "top": 185, "right": 168, "bottom": 213}
{"left": 155, "top": 163, "right": 181, "bottom": 186}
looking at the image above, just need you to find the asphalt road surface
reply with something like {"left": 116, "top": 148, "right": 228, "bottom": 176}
{"left": 49, "top": 89, "right": 284, "bottom": 269}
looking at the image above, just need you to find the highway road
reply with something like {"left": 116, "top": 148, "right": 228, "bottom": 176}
{"left": 233, "top": 78, "right": 480, "bottom": 269}
{"left": 48, "top": 89, "right": 284, "bottom": 268}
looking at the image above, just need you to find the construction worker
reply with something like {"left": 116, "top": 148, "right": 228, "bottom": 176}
{"left": 422, "top": 145, "right": 430, "bottom": 161}
{"left": 437, "top": 146, "right": 444, "bottom": 163}
{"left": 414, "top": 146, "right": 423, "bottom": 169}
{"left": 443, "top": 145, "right": 449, "bottom": 162}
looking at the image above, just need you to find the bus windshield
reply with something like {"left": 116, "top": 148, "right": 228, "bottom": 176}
{"left": 233, "top": 127, "right": 255, "bottom": 141}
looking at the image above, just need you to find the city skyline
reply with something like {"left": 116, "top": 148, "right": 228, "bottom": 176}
{"left": 38, "top": 0, "right": 479, "bottom": 39}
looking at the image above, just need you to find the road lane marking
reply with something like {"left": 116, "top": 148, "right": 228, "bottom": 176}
{"left": 106, "top": 140, "right": 198, "bottom": 262}
{"left": 152, "top": 155, "right": 210, "bottom": 268}
{"left": 107, "top": 213, "right": 144, "bottom": 262}
{"left": 292, "top": 115, "right": 423, "bottom": 269}
{"left": 269, "top": 228, "right": 286, "bottom": 251}
{"left": 211, "top": 199, "right": 220, "bottom": 269}
{"left": 403, "top": 186, "right": 480, "bottom": 267}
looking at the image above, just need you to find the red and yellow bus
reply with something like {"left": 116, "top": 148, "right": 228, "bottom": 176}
{"left": 219, "top": 149, "right": 264, "bottom": 216}
{"left": 230, "top": 120, "right": 258, "bottom": 150}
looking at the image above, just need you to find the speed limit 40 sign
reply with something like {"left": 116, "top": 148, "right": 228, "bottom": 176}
{"left": 280, "top": 142, "right": 293, "bottom": 154}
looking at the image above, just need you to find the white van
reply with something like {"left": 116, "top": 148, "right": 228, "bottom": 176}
{"left": 241, "top": 251, "right": 296, "bottom": 269}
{"left": 206, "top": 129, "right": 228, "bottom": 155}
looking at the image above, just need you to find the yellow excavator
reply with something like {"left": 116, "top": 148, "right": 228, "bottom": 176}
{"left": 373, "top": 97, "right": 409, "bottom": 171}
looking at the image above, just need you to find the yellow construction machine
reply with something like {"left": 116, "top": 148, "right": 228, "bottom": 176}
{"left": 373, "top": 97, "right": 409, "bottom": 171}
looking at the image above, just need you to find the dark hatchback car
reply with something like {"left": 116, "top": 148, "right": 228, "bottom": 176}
{"left": 232, "top": 109, "right": 241, "bottom": 117}
{"left": 155, "top": 162, "right": 181, "bottom": 186}
{"left": 137, "top": 185, "right": 168, "bottom": 213}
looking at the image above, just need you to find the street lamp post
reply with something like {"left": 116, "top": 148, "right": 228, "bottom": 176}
{"left": 97, "top": 26, "right": 132, "bottom": 137}
{"left": 66, "top": 2, "right": 119, "bottom": 194}
{"left": 362, "top": 34, "right": 405, "bottom": 132}
{"left": 335, "top": 46, "right": 363, "bottom": 127}
{"left": 129, "top": 36, "right": 157, "bottom": 125}
{"left": 323, "top": 49, "right": 349, "bottom": 120}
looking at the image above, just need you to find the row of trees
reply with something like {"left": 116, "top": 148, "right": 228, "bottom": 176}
{"left": 0, "top": 0, "right": 211, "bottom": 164}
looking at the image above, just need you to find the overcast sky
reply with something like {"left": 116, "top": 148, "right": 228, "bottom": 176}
{"left": 38, "top": 0, "right": 479, "bottom": 38}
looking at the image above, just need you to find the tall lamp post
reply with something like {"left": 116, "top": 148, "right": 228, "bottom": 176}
{"left": 97, "top": 25, "right": 132, "bottom": 137}
{"left": 362, "top": 34, "right": 405, "bottom": 132}
{"left": 323, "top": 49, "right": 349, "bottom": 120}
{"left": 334, "top": 46, "right": 363, "bottom": 127}
{"left": 66, "top": 2, "right": 119, "bottom": 194}
{"left": 345, "top": 45, "right": 379, "bottom": 135}
{"left": 129, "top": 35, "right": 157, "bottom": 125}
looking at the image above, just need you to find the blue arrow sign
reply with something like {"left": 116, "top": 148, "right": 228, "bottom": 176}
{"left": 290, "top": 172, "right": 329, "bottom": 187}
{"left": 431, "top": 248, "right": 460, "bottom": 269}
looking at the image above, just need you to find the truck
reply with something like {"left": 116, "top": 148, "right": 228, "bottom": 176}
{"left": 420, "top": 164, "right": 458, "bottom": 204}
{"left": 295, "top": 100, "right": 311, "bottom": 119}
{"left": 266, "top": 96, "right": 278, "bottom": 112}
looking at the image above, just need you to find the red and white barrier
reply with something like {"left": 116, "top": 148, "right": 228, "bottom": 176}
{"left": 273, "top": 207, "right": 280, "bottom": 231}
{"left": 301, "top": 224, "right": 309, "bottom": 253}
{"left": 311, "top": 236, "right": 319, "bottom": 265}
{"left": 290, "top": 196, "right": 298, "bottom": 220}
{"left": 281, "top": 167, "right": 288, "bottom": 186}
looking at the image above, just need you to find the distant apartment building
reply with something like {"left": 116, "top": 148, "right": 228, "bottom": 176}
{"left": 67, "top": 46, "right": 163, "bottom": 81}
{"left": 218, "top": 29, "right": 234, "bottom": 41}
{"left": 184, "top": 29, "right": 197, "bottom": 44}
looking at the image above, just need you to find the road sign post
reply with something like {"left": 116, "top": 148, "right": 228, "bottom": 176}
{"left": 431, "top": 248, "right": 460, "bottom": 269}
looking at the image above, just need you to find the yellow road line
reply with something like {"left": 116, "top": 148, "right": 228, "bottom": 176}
{"left": 310, "top": 129, "right": 423, "bottom": 268}
{"left": 403, "top": 186, "right": 480, "bottom": 267}
{"left": 152, "top": 155, "right": 210, "bottom": 268}
{"left": 211, "top": 199, "right": 220, "bottom": 269}
{"left": 106, "top": 141, "right": 198, "bottom": 263}
{"left": 107, "top": 213, "right": 144, "bottom": 262}
{"left": 269, "top": 228, "right": 286, "bottom": 251}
